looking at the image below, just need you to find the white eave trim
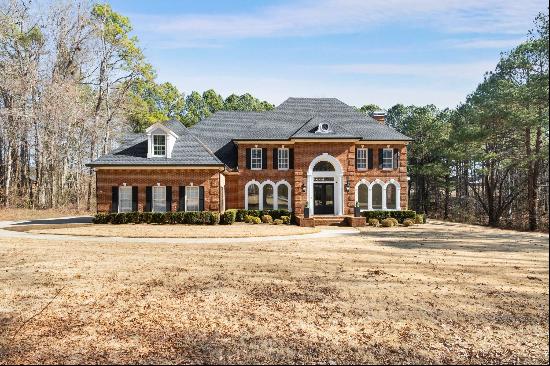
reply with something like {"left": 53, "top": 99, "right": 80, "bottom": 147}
{"left": 145, "top": 122, "right": 179, "bottom": 139}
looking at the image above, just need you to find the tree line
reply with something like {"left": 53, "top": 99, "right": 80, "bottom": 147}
{"left": 361, "top": 12, "right": 548, "bottom": 231}
{"left": 0, "top": 1, "right": 272, "bottom": 211}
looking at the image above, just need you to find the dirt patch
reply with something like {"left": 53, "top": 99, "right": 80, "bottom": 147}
{"left": 26, "top": 222, "right": 320, "bottom": 238}
{"left": 0, "top": 221, "right": 548, "bottom": 364}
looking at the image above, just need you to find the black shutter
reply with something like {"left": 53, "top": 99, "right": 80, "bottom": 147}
{"left": 355, "top": 148, "right": 359, "bottom": 169}
{"left": 262, "top": 148, "right": 267, "bottom": 169}
{"left": 145, "top": 186, "right": 152, "bottom": 212}
{"left": 246, "top": 148, "right": 251, "bottom": 169}
{"left": 378, "top": 149, "right": 384, "bottom": 169}
{"left": 289, "top": 148, "right": 294, "bottom": 169}
{"left": 179, "top": 186, "right": 186, "bottom": 211}
{"left": 111, "top": 186, "right": 118, "bottom": 213}
{"left": 199, "top": 186, "right": 205, "bottom": 211}
{"left": 368, "top": 149, "right": 373, "bottom": 169}
{"left": 393, "top": 148, "right": 400, "bottom": 169}
{"left": 166, "top": 186, "right": 172, "bottom": 212}
{"left": 273, "top": 148, "right": 278, "bottom": 169}
{"left": 132, "top": 186, "right": 138, "bottom": 211}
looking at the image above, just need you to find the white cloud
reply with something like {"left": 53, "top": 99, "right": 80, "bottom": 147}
{"left": 131, "top": 0, "right": 546, "bottom": 42}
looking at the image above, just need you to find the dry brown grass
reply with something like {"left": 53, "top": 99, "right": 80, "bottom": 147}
{"left": 0, "top": 221, "right": 548, "bottom": 364}
{"left": 0, "top": 208, "right": 92, "bottom": 221}
{"left": 28, "top": 222, "right": 320, "bottom": 238}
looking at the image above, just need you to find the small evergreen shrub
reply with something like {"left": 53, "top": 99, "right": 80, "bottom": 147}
{"left": 273, "top": 219, "right": 283, "bottom": 225}
{"left": 151, "top": 212, "right": 166, "bottom": 224}
{"left": 111, "top": 213, "right": 127, "bottom": 225}
{"left": 381, "top": 218, "right": 395, "bottom": 227}
{"left": 281, "top": 215, "right": 291, "bottom": 225}
{"left": 220, "top": 210, "right": 237, "bottom": 225}
{"left": 261, "top": 214, "right": 273, "bottom": 224}
{"left": 362, "top": 210, "right": 416, "bottom": 223}
{"left": 250, "top": 216, "right": 261, "bottom": 224}
{"left": 93, "top": 213, "right": 110, "bottom": 224}
{"left": 368, "top": 218, "right": 379, "bottom": 227}
{"left": 234, "top": 209, "right": 291, "bottom": 222}
{"left": 403, "top": 219, "right": 415, "bottom": 227}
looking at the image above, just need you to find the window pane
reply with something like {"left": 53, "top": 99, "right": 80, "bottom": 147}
{"left": 247, "top": 184, "right": 259, "bottom": 210}
{"left": 278, "top": 149, "right": 289, "bottom": 169}
{"left": 263, "top": 184, "right": 274, "bottom": 210}
{"left": 383, "top": 149, "right": 393, "bottom": 169}
{"left": 313, "top": 161, "right": 335, "bottom": 171}
{"left": 372, "top": 184, "right": 383, "bottom": 210}
{"left": 153, "top": 135, "right": 166, "bottom": 156}
{"left": 277, "top": 184, "right": 289, "bottom": 210}
{"left": 357, "top": 149, "right": 367, "bottom": 169}
{"left": 358, "top": 184, "right": 368, "bottom": 209}
{"left": 251, "top": 148, "right": 262, "bottom": 169}
{"left": 386, "top": 184, "right": 397, "bottom": 209}
{"left": 119, "top": 186, "right": 133, "bottom": 212}
{"left": 152, "top": 186, "right": 166, "bottom": 212}
{"left": 186, "top": 186, "right": 199, "bottom": 212}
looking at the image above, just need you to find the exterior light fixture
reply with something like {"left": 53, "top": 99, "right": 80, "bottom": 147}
{"left": 302, "top": 183, "right": 306, "bottom": 193}
{"left": 345, "top": 178, "right": 351, "bottom": 192}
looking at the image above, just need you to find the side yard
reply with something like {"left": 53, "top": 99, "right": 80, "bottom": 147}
{"left": 0, "top": 221, "right": 548, "bottom": 364}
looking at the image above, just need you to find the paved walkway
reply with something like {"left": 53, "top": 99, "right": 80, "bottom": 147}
{"left": 0, "top": 216, "right": 360, "bottom": 244}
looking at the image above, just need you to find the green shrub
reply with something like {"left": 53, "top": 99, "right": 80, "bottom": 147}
{"left": 381, "top": 218, "right": 395, "bottom": 227}
{"left": 273, "top": 219, "right": 283, "bottom": 225}
{"left": 362, "top": 210, "right": 416, "bottom": 223}
{"left": 150, "top": 212, "right": 165, "bottom": 224}
{"left": 368, "top": 218, "right": 379, "bottom": 227}
{"left": 93, "top": 213, "right": 110, "bottom": 224}
{"left": 250, "top": 216, "right": 261, "bottom": 224}
{"left": 220, "top": 210, "right": 237, "bottom": 225}
{"left": 234, "top": 209, "right": 291, "bottom": 222}
{"left": 403, "top": 219, "right": 415, "bottom": 227}
{"left": 111, "top": 213, "right": 127, "bottom": 224}
{"left": 261, "top": 214, "right": 273, "bottom": 224}
{"left": 281, "top": 215, "right": 291, "bottom": 225}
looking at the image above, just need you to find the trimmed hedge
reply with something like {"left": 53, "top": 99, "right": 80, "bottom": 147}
{"left": 362, "top": 210, "right": 416, "bottom": 223}
{"left": 93, "top": 211, "right": 221, "bottom": 225}
{"left": 220, "top": 209, "right": 237, "bottom": 225}
{"left": 235, "top": 209, "right": 291, "bottom": 222}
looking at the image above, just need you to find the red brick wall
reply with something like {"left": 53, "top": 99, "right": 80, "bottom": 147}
{"left": 96, "top": 168, "right": 220, "bottom": 213}
{"left": 95, "top": 142, "right": 408, "bottom": 215}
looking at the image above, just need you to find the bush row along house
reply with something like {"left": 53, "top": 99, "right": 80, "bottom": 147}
{"left": 88, "top": 98, "right": 411, "bottom": 216}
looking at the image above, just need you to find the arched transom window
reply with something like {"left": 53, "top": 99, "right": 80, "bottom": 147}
{"left": 313, "top": 161, "right": 335, "bottom": 171}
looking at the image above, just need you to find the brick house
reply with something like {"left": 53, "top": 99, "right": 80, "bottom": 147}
{"left": 88, "top": 98, "right": 411, "bottom": 217}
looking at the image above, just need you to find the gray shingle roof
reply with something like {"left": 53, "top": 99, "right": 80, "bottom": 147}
{"left": 88, "top": 122, "right": 222, "bottom": 167}
{"left": 89, "top": 98, "right": 410, "bottom": 169}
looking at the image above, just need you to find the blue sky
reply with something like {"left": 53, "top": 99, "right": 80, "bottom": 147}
{"left": 108, "top": 0, "right": 546, "bottom": 109}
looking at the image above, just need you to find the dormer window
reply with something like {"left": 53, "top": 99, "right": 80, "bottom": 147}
{"left": 153, "top": 135, "right": 166, "bottom": 156}
{"left": 316, "top": 122, "right": 332, "bottom": 134}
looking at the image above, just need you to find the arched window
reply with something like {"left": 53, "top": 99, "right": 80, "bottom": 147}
{"left": 372, "top": 184, "right": 383, "bottom": 210}
{"left": 313, "top": 161, "right": 335, "bottom": 171}
{"left": 263, "top": 184, "right": 274, "bottom": 210}
{"left": 386, "top": 183, "right": 397, "bottom": 210}
{"left": 277, "top": 184, "right": 290, "bottom": 210}
{"left": 357, "top": 184, "right": 369, "bottom": 210}
{"left": 247, "top": 183, "right": 260, "bottom": 210}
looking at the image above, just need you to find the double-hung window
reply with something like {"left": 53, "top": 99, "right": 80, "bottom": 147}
{"left": 153, "top": 135, "right": 166, "bottom": 156}
{"left": 152, "top": 186, "right": 166, "bottom": 212}
{"left": 186, "top": 186, "right": 200, "bottom": 212}
{"left": 382, "top": 148, "right": 394, "bottom": 169}
{"left": 251, "top": 148, "right": 262, "bottom": 170}
{"left": 278, "top": 148, "right": 289, "bottom": 170}
{"left": 118, "top": 186, "right": 132, "bottom": 213}
{"left": 356, "top": 148, "right": 368, "bottom": 170}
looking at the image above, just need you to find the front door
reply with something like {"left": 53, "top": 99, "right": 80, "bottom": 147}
{"left": 313, "top": 183, "right": 334, "bottom": 215}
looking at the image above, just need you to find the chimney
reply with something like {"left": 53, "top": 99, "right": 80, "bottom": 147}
{"left": 370, "top": 110, "right": 386, "bottom": 124}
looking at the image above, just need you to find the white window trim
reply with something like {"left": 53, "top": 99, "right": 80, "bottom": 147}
{"left": 382, "top": 148, "right": 394, "bottom": 170}
{"left": 354, "top": 179, "right": 401, "bottom": 211}
{"left": 356, "top": 148, "right": 368, "bottom": 170}
{"left": 185, "top": 185, "right": 200, "bottom": 212}
{"left": 118, "top": 186, "right": 133, "bottom": 213}
{"left": 152, "top": 185, "right": 166, "bottom": 212}
{"left": 152, "top": 134, "right": 167, "bottom": 157}
{"left": 245, "top": 180, "right": 292, "bottom": 211}
{"left": 278, "top": 148, "right": 289, "bottom": 170}
{"left": 251, "top": 148, "right": 262, "bottom": 170}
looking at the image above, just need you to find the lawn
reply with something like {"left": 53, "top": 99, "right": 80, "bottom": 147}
{"left": 0, "top": 221, "right": 548, "bottom": 364}
{"left": 0, "top": 208, "right": 92, "bottom": 221}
